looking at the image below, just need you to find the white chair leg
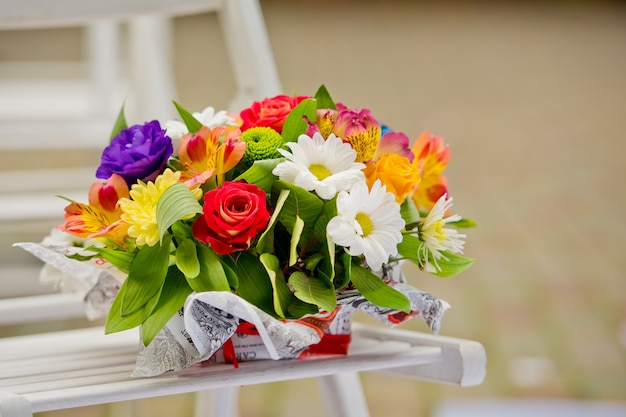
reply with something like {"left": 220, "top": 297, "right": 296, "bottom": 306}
{"left": 318, "top": 372, "right": 371, "bottom": 417}
{"left": 194, "top": 387, "right": 239, "bottom": 417}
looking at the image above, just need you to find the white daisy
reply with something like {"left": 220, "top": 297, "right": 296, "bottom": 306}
{"left": 272, "top": 133, "right": 365, "bottom": 200}
{"left": 164, "top": 106, "right": 239, "bottom": 141}
{"left": 417, "top": 194, "right": 466, "bottom": 272}
{"left": 327, "top": 180, "right": 405, "bottom": 271}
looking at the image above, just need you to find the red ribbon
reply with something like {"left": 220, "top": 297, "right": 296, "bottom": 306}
{"left": 221, "top": 338, "right": 239, "bottom": 368}
{"left": 298, "top": 333, "right": 352, "bottom": 357}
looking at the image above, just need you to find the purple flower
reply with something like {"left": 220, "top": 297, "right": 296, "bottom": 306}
{"left": 96, "top": 120, "right": 173, "bottom": 186}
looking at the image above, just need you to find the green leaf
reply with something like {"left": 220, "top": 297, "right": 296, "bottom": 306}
{"left": 287, "top": 299, "right": 319, "bottom": 318}
{"left": 109, "top": 102, "right": 128, "bottom": 142}
{"left": 289, "top": 215, "right": 304, "bottom": 266}
{"left": 397, "top": 234, "right": 422, "bottom": 262}
{"left": 256, "top": 189, "right": 290, "bottom": 254}
{"left": 175, "top": 238, "right": 200, "bottom": 279}
{"left": 310, "top": 197, "right": 338, "bottom": 251}
{"left": 335, "top": 252, "right": 352, "bottom": 289}
{"left": 221, "top": 260, "right": 239, "bottom": 289}
{"left": 187, "top": 244, "right": 231, "bottom": 292}
{"left": 65, "top": 252, "right": 96, "bottom": 262}
{"left": 235, "top": 158, "right": 281, "bottom": 194}
{"left": 120, "top": 236, "right": 171, "bottom": 317}
{"left": 401, "top": 197, "right": 420, "bottom": 228}
{"left": 140, "top": 267, "right": 193, "bottom": 346}
{"left": 314, "top": 85, "right": 337, "bottom": 110}
{"left": 304, "top": 253, "right": 326, "bottom": 271}
{"left": 449, "top": 217, "right": 478, "bottom": 228}
{"left": 105, "top": 279, "right": 153, "bottom": 334}
{"left": 173, "top": 100, "right": 203, "bottom": 133}
{"left": 259, "top": 253, "right": 293, "bottom": 319}
{"left": 224, "top": 251, "right": 275, "bottom": 317}
{"left": 86, "top": 246, "right": 135, "bottom": 274}
{"left": 350, "top": 263, "right": 411, "bottom": 313}
{"left": 281, "top": 98, "right": 317, "bottom": 143}
{"left": 429, "top": 251, "right": 476, "bottom": 278}
{"left": 289, "top": 271, "right": 336, "bottom": 313}
{"left": 272, "top": 180, "right": 324, "bottom": 233}
{"left": 156, "top": 182, "right": 202, "bottom": 243}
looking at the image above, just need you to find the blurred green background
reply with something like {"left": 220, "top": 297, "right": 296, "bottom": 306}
{"left": 1, "top": 1, "right": 625, "bottom": 416}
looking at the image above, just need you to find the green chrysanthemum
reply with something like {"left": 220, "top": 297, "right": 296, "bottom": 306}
{"left": 241, "top": 127, "right": 284, "bottom": 166}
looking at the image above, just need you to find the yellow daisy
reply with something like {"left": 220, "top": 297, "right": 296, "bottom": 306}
{"left": 118, "top": 169, "right": 182, "bottom": 247}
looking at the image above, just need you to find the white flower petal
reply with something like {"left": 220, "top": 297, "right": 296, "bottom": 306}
{"left": 273, "top": 133, "right": 366, "bottom": 200}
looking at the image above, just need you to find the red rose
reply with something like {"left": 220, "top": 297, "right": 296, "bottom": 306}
{"left": 240, "top": 94, "right": 309, "bottom": 133}
{"left": 192, "top": 181, "right": 270, "bottom": 255}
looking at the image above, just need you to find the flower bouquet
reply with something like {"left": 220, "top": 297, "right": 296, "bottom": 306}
{"left": 17, "top": 85, "right": 476, "bottom": 376}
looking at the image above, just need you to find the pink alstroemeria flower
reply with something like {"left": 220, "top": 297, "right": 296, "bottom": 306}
{"left": 411, "top": 130, "right": 451, "bottom": 212}
{"left": 59, "top": 173, "right": 130, "bottom": 245}
{"left": 332, "top": 108, "right": 381, "bottom": 162}
{"left": 305, "top": 108, "right": 338, "bottom": 139}
{"left": 372, "top": 131, "right": 414, "bottom": 162}
{"left": 178, "top": 125, "right": 245, "bottom": 187}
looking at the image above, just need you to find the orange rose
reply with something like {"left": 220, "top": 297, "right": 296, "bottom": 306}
{"left": 363, "top": 153, "right": 420, "bottom": 203}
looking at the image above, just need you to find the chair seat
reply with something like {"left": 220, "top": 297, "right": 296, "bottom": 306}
{"left": 0, "top": 322, "right": 485, "bottom": 416}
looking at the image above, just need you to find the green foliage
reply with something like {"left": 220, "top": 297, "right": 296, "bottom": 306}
{"left": 156, "top": 183, "right": 202, "bottom": 243}
{"left": 235, "top": 159, "right": 281, "bottom": 194}
{"left": 428, "top": 252, "right": 476, "bottom": 278}
{"left": 350, "top": 263, "right": 411, "bottom": 313}
{"left": 140, "top": 267, "right": 193, "bottom": 346}
{"left": 401, "top": 197, "right": 420, "bottom": 228}
{"left": 289, "top": 271, "right": 336, "bottom": 313}
{"left": 281, "top": 98, "right": 317, "bottom": 142}
{"left": 188, "top": 244, "right": 231, "bottom": 292}
{"left": 85, "top": 246, "right": 135, "bottom": 274}
{"left": 173, "top": 100, "right": 203, "bottom": 133}
{"left": 120, "top": 235, "right": 172, "bottom": 317}
{"left": 256, "top": 189, "right": 290, "bottom": 254}
{"left": 223, "top": 251, "right": 275, "bottom": 317}
{"left": 175, "top": 238, "right": 200, "bottom": 279}
{"left": 449, "top": 217, "right": 478, "bottom": 228}
{"left": 259, "top": 253, "right": 292, "bottom": 319}
{"left": 109, "top": 102, "right": 128, "bottom": 142}
{"left": 314, "top": 84, "right": 337, "bottom": 110}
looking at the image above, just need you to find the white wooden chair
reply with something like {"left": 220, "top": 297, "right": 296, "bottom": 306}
{"left": 0, "top": 3, "right": 486, "bottom": 416}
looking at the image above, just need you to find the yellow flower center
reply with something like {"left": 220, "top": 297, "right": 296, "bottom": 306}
{"left": 309, "top": 164, "right": 332, "bottom": 180}
{"left": 433, "top": 220, "right": 446, "bottom": 242}
{"left": 356, "top": 211, "right": 374, "bottom": 237}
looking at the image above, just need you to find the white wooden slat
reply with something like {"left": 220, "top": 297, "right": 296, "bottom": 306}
{"left": 0, "top": 293, "right": 86, "bottom": 325}
{"left": 0, "top": 324, "right": 453, "bottom": 414}
{"left": 355, "top": 325, "right": 487, "bottom": 387}
{"left": 0, "top": 0, "right": 222, "bottom": 29}
{"left": 0, "top": 347, "right": 136, "bottom": 380}
{"left": 28, "top": 346, "right": 443, "bottom": 414}
{"left": 0, "top": 392, "right": 31, "bottom": 417}
{"left": 0, "top": 365, "right": 134, "bottom": 392}
{"left": 0, "top": 168, "right": 96, "bottom": 193}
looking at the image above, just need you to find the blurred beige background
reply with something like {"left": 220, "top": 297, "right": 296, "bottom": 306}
{"left": 1, "top": 1, "right": 625, "bottom": 416}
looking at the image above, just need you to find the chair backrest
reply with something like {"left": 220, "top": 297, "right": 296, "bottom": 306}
{"left": 0, "top": 0, "right": 282, "bottom": 300}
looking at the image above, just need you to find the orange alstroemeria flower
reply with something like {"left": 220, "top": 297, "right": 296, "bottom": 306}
{"left": 411, "top": 130, "right": 450, "bottom": 212}
{"left": 59, "top": 173, "right": 130, "bottom": 245}
{"left": 178, "top": 125, "right": 245, "bottom": 187}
